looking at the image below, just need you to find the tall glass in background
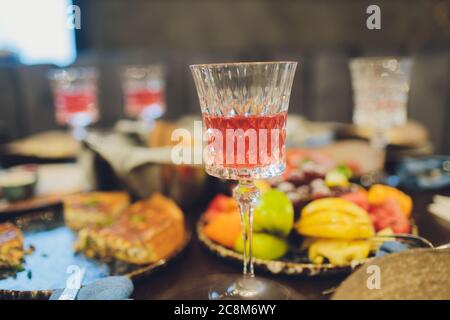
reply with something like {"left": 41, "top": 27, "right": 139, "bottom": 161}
{"left": 349, "top": 57, "right": 412, "bottom": 185}
{"left": 191, "top": 61, "right": 297, "bottom": 299}
{"left": 121, "top": 65, "right": 166, "bottom": 126}
{"left": 49, "top": 67, "right": 99, "bottom": 140}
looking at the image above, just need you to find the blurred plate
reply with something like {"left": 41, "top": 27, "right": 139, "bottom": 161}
{"left": 0, "top": 194, "right": 63, "bottom": 218}
{"left": 299, "top": 141, "right": 375, "bottom": 177}
{"left": 4, "top": 131, "right": 80, "bottom": 160}
{"left": 197, "top": 215, "right": 418, "bottom": 277}
{"left": 0, "top": 164, "right": 87, "bottom": 218}
{"left": 335, "top": 120, "right": 429, "bottom": 148}
{"left": 197, "top": 216, "right": 362, "bottom": 277}
{"left": 0, "top": 209, "right": 191, "bottom": 299}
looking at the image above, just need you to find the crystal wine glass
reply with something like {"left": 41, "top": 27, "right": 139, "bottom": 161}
{"left": 190, "top": 61, "right": 297, "bottom": 299}
{"left": 49, "top": 67, "right": 99, "bottom": 140}
{"left": 349, "top": 57, "right": 412, "bottom": 185}
{"left": 121, "top": 64, "right": 166, "bottom": 126}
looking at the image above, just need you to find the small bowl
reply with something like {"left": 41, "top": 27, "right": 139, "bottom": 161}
{"left": 0, "top": 169, "right": 37, "bottom": 203}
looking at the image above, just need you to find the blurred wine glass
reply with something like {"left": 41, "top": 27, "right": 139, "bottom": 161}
{"left": 49, "top": 67, "right": 99, "bottom": 140}
{"left": 349, "top": 57, "right": 412, "bottom": 185}
{"left": 120, "top": 64, "right": 166, "bottom": 127}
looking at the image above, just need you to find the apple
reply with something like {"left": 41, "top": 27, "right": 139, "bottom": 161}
{"left": 253, "top": 189, "right": 294, "bottom": 237}
{"left": 234, "top": 232, "right": 288, "bottom": 260}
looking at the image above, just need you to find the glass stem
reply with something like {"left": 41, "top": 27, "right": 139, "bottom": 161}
{"left": 368, "top": 126, "right": 388, "bottom": 184}
{"left": 70, "top": 124, "right": 87, "bottom": 141}
{"left": 233, "top": 180, "right": 260, "bottom": 278}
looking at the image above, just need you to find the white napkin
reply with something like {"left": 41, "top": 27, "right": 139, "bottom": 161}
{"left": 83, "top": 132, "right": 173, "bottom": 178}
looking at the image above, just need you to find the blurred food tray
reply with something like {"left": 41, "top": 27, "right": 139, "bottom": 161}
{"left": 2, "top": 131, "right": 80, "bottom": 164}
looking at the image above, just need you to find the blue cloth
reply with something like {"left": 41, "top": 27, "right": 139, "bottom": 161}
{"left": 375, "top": 241, "right": 408, "bottom": 257}
{"left": 396, "top": 156, "right": 450, "bottom": 190}
{"left": 49, "top": 276, "right": 134, "bottom": 300}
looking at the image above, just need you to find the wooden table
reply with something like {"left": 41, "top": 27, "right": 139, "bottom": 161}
{"left": 132, "top": 189, "right": 450, "bottom": 300}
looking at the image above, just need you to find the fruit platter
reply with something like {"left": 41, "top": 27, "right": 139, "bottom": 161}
{"left": 197, "top": 150, "right": 417, "bottom": 276}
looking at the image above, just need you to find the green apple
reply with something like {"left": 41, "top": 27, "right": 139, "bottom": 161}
{"left": 253, "top": 189, "right": 294, "bottom": 236}
{"left": 234, "top": 232, "right": 288, "bottom": 260}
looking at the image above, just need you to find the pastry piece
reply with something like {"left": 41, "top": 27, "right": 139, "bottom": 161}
{"left": 63, "top": 192, "right": 130, "bottom": 230}
{"left": 76, "top": 193, "right": 185, "bottom": 264}
{"left": 0, "top": 223, "right": 25, "bottom": 269}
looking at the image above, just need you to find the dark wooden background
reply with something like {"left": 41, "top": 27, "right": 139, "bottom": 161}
{"left": 1, "top": 0, "right": 449, "bottom": 153}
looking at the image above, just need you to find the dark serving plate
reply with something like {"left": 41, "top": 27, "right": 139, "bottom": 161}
{"left": 197, "top": 215, "right": 418, "bottom": 277}
{"left": 0, "top": 209, "right": 191, "bottom": 299}
{"left": 0, "top": 195, "right": 64, "bottom": 221}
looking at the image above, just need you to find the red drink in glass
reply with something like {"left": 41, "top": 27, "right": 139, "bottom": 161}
{"left": 121, "top": 65, "right": 166, "bottom": 122}
{"left": 54, "top": 89, "right": 98, "bottom": 126}
{"left": 203, "top": 111, "right": 287, "bottom": 172}
{"left": 124, "top": 88, "right": 165, "bottom": 119}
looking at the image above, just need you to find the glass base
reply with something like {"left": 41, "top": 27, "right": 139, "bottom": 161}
{"left": 162, "top": 274, "right": 302, "bottom": 300}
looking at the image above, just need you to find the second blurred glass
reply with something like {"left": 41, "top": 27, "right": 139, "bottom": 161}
{"left": 121, "top": 65, "right": 166, "bottom": 124}
{"left": 350, "top": 57, "right": 412, "bottom": 185}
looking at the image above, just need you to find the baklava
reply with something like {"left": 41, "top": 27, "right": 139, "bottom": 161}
{"left": 0, "top": 223, "right": 25, "bottom": 269}
{"left": 76, "top": 193, "right": 185, "bottom": 264}
{"left": 63, "top": 192, "right": 130, "bottom": 230}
